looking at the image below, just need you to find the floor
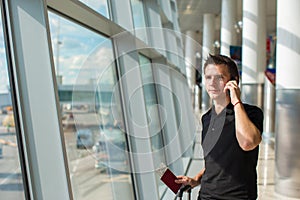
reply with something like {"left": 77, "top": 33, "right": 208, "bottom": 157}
{"left": 257, "top": 139, "right": 300, "bottom": 200}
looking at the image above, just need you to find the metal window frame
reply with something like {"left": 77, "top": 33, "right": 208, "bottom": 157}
{"left": 1, "top": 0, "right": 72, "bottom": 199}
{"left": 0, "top": 0, "right": 188, "bottom": 199}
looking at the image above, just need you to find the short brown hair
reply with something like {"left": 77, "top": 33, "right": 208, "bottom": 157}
{"left": 204, "top": 54, "right": 240, "bottom": 84}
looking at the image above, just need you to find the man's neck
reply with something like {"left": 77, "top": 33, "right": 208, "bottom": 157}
{"left": 213, "top": 97, "right": 231, "bottom": 114}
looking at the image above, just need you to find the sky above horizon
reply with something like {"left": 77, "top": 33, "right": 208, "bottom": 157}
{"left": 0, "top": 1, "right": 112, "bottom": 93}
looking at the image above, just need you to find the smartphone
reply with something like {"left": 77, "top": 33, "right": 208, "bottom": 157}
{"left": 227, "top": 77, "right": 236, "bottom": 98}
{"left": 227, "top": 89, "right": 231, "bottom": 98}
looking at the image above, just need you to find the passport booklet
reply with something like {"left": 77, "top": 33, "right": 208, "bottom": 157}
{"left": 157, "top": 163, "right": 182, "bottom": 194}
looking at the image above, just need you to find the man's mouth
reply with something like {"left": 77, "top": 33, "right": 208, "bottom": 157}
{"left": 209, "top": 89, "right": 219, "bottom": 93}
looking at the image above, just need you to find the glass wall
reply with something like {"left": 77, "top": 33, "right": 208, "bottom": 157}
{"left": 130, "top": 0, "right": 148, "bottom": 43}
{"left": 138, "top": 54, "right": 166, "bottom": 198}
{"left": 0, "top": 9, "right": 26, "bottom": 200}
{"left": 48, "top": 11, "right": 134, "bottom": 200}
{"left": 139, "top": 54, "right": 165, "bottom": 166}
{"left": 0, "top": 0, "right": 192, "bottom": 199}
{"left": 78, "top": 0, "right": 110, "bottom": 19}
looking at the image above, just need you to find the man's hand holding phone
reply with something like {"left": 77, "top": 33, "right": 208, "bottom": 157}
{"left": 224, "top": 80, "right": 241, "bottom": 105}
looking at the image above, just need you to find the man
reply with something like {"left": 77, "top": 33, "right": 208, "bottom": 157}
{"left": 175, "top": 54, "right": 263, "bottom": 200}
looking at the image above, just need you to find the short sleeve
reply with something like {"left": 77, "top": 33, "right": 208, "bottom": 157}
{"left": 245, "top": 104, "right": 264, "bottom": 134}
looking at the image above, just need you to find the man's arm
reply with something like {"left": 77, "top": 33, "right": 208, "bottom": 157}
{"left": 175, "top": 168, "right": 205, "bottom": 188}
{"left": 225, "top": 80, "right": 263, "bottom": 151}
{"left": 234, "top": 103, "right": 262, "bottom": 151}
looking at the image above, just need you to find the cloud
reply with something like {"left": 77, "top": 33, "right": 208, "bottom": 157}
{"left": 54, "top": 45, "right": 115, "bottom": 85}
{"left": 59, "top": 54, "right": 87, "bottom": 69}
{"left": 0, "top": 47, "right": 6, "bottom": 54}
{"left": 80, "top": 0, "right": 108, "bottom": 10}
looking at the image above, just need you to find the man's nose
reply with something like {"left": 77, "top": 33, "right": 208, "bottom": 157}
{"left": 209, "top": 76, "right": 218, "bottom": 84}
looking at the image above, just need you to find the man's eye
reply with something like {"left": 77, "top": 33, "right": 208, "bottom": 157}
{"left": 205, "top": 75, "right": 224, "bottom": 81}
{"left": 216, "top": 75, "right": 224, "bottom": 80}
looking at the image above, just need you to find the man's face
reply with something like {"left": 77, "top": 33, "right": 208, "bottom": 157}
{"left": 204, "top": 64, "right": 231, "bottom": 100}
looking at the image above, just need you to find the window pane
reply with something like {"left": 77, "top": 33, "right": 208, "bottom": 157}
{"left": 0, "top": 10, "right": 26, "bottom": 200}
{"left": 48, "top": 12, "right": 134, "bottom": 200}
{"left": 139, "top": 54, "right": 166, "bottom": 198}
{"left": 130, "top": 0, "right": 148, "bottom": 43}
{"left": 139, "top": 55, "right": 164, "bottom": 152}
{"left": 78, "top": 0, "right": 110, "bottom": 19}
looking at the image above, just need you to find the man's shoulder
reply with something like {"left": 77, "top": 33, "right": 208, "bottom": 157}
{"left": 243, "top": 103, "right": 263, "bottom": 115}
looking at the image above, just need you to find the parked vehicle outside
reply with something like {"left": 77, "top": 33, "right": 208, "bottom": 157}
{"left": 76, "top": 129, "right": 94, "bottom": 149}
{"left": 93, "top": 126, "right": 129, "bottom": 173}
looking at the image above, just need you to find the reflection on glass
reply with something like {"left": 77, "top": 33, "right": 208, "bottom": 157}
{"left": 139, "top": 55, "right": 164, "bottom": 152}
{"left": 0, "top": 10, "right": 25, "bottom": 200}
{"left": 130, "top": 0, "right": 148, "bottom": 43}
{"left": 139, "top": 54, "right": 166, "bottom": 198}
{"left": 48, "top": 12, "right": 134, "bottom": 200}
{"left": 78, "top": 0, "right": 110, "bottom": 19}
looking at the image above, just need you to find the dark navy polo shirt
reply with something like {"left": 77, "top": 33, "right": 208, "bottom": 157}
{"left": 199, "top": 103, "right": 263, "bottom": 200}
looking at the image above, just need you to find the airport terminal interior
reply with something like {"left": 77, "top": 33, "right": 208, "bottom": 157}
{"left": 0, "top": 0, "right": 300, "bottom": 199}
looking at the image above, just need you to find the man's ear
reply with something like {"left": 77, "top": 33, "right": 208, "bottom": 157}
{"left": 234, "top": 76, "right": 239, "bottom": 84}
{"left": 230, "top": 76, "right": 236, "bottom": 81}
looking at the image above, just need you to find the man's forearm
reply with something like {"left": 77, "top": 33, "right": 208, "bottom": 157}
{"left": 234, "top": 103, "right": 262, "bottom": 151}
{"left": 194, "top": 168, "right": 205, "bottom": 183}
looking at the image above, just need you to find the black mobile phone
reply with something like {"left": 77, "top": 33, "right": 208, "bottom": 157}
{"left": 227, "top": 89, "right": 231, "bottom": 98}
{"left": 227, "top": 77, "right": 236, "bottom": 98}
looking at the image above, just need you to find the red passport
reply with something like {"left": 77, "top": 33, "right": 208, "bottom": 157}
{"left": 160, "top": 168, "right": 182, "bottom": 194}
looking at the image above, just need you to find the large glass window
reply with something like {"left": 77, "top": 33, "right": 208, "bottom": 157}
{"left": 130, "top": 0, "right": 148, "bottom": 43}
{"left": 78, "top": 0, "right": 110, "bottom": 19}
{"left": 0, "top": 9, "right": 26, "bottom": 200}
{"left": 48, "top": 11, "right": 134, "bottom": 200}
{"left": 139, "top": 55, "right": 164, "bottom": 157}
{"left": 139, "top": 54, "right": 166, "bottom": 198}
